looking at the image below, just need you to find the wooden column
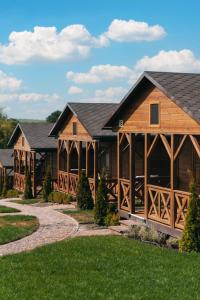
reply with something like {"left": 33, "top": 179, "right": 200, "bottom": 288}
{"left": 86, "top": 142, "right": 89, "bottom": 177}
{"left": 117, "top": 133, "right": 121, "bottom": 211}
{"left": 170, "top": 134, "right": 175, "bottom": 228}
{"left": 144, "top": 133, "right": 149, "bottom": 219}
{"left": 25, "top": 151, "right": 28, "bottom": 171}
{"left": 32, "top": 151, "right": 36, "bottom": 197}
{"left": 67, "top": 140, "right": 70, "bottom": 193}
{"left": 78, "top": 141, "right": 82, "bottom": 179}
{"left": 129, "top": 133, "right": 135, "bottom": 214}
{"left": 94, "top": 141, "right": 98, "bottom": 201}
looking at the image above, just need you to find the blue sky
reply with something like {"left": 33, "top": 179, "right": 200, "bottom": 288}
{"left": 0, "top": 0, "right": 200, "bottom": 119}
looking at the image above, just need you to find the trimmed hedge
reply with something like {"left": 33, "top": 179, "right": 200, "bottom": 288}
{"left": 48, "top": 191, "right": 72, "bottom": 204}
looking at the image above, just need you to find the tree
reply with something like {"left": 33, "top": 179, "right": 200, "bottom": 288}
{"left": 94, "top": 173, "right": 108, "bottom": 225}
{"left": 43, "top": 168, "right": 52, "bottom": 202}
{"left": 24, "top": 167, "right": 33, "bottom": 199}
{"left": 179, "top": 180, "right": 200, "bottom": 252}
{"left": 76, "top": 171, "right": 93, "bottom": 210}
{"left": 2, "top": 174, "right": 9, "bottom": 197}
{"left": 46, "top": 111, "right": 61, "bottom": 123}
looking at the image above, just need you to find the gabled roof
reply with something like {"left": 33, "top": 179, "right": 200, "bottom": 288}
{"left": 104, "top": 71, "right": 200, "bottom": 128}
{"left": 8, "top": 123, "right": 57, "bottom": 150}
{"left": 0, "top": 149, "right": 13, "bottom": 167}
{"left": 49, "top": 102, "right": 118, "bottom": 138}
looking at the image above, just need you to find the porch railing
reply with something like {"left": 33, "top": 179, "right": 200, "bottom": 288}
{"left": 13, "top": 173, "right": 25, "bottom": 192}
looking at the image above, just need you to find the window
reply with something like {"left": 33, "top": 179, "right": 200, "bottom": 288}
{"left": 150, "top": 103, "right": 159, "bottom": 125}
{"left": 72, "top": 122, "right": 77, "bottom": 135}
{"left": 22, "top": 136, "right": 25, "bottom": 147}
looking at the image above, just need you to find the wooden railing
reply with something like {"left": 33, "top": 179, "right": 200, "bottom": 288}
{"left": 106, "top": 178, "right": 118, "bottom": 202}
{"left": 147, "top": 184, "right": 171, "bottom": 225}
{"left": 68, "top": 173, "right": 79, "bottom": 196}
{"left": 174, "top": 190, "right": 191, "bottom": 230}
{"left": 58, "top": 170, "right": 68, "bottom": 193}
{"left": 119, "top": 178, "right": 131, "bottom": 211}
{"left": 14, "top": 173, "right": 25, "bottom": 192}
{"left": 88, "top": 177, "right": 95, "bottom": 199}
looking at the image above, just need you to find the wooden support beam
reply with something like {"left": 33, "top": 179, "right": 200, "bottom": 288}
{"left": 32, "top": 151, "right": 36, "bottom": 197}
{"left": 67, "top": 140, "right": 70, "bottom": 193}
{"left": 174, "top": 134, "right": 187, "bottom": 160}
{"left": 147, "top": 134, "right": 159, "bottom": 158}
{"left": 190, "top": 135, "right": 200, "bottom": 159}
{"left": 93, "top": 141, "right": 98, "bottom": 202}
{"left": 160, "top": 134, "right": 171, "bottom": 157}
{"left": 86, "top": 142, "right": 89, "bottom": 177}
{"left": 144, "top": 133, "right": 149, "bottom": 219}
{"left": 117, "top": 133, "right": 121, "bottom": 211}
{"left": 170, "top": 134, "right": 175, "bottom": 229}
{"left": 78, "top": 141, "right": 82, "bottom": 179}
{"left": 129, "top": 133, "right": 135, "bottom": 214}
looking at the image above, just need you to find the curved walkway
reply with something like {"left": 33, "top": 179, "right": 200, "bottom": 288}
{"left": 0, "top": 198, "right": 79, "bottom": 256}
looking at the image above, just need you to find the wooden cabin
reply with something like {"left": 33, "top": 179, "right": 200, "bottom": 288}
{"left": 104, "top": 71, "right": 200, "bottom": 236}
{"left": 49, "top": 102, "right": 118, "bottom": 201}
{"left": 8, "top": 123, "right": 57, "bottom": 197}
{"left": 0, "top": 149, "right": 13, "bottom": 188}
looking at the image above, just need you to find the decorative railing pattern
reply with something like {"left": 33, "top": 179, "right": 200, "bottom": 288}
{"left": 174, "top": 190, "right": 191, "bottom": 230}
{"left": 58, "top": 170, "right": 68, "bottom": 193}
{"left": 106, "top": 178, "right": 118, "bottom": 201}
{"left": 68, "top": 173, "right": 79, "bottom": 196}
{"left": 14, "top": 173, "right": 25, "bottom": 192}
{"left": 147, "top": 184, "right": 171, "bottom": 225}
{"left": 119, "top": 178, "right": 130, "bottom": 211}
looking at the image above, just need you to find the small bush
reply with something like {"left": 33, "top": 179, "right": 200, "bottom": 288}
{"left": 6, "top": 189, "right": 19, "bottom": 198}
{"left": 76, "top": 172, "right": 93, "bottom": 210}
{"left": 2, "top": 174, "right": 9, "bottom": 197}
{"left": 43, "top": 169, "right": 52, "bottom": 202}
{"left": 105, "top": 212, "right": 119, "bottom": 226}
{"left": 179, "top": 181, "right": 200, "bottom": 252}
{"left": 94, "top": 173, "right": 108, "bottom": 225}
{"left": 48, "top": 191, "right": 71, "bottom": 204}
{"left": 128, "top": 225, "right": 167, "bottom": 245}
{"left": 166, "top": 237, "right": 179, "bottom": 249}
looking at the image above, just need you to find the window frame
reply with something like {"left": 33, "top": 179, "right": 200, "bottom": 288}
{"left": 72, "top": 122, "right": 77, "bottom": 135}
{"left": 149, "top": 101, "right": 160, "bottom": 127}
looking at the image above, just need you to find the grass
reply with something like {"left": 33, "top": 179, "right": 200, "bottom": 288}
{"left": 63, "top": 209, "right": 94, "bottom": 223}
{"left": 12, "top": 198, "right": 43, "bottom": 205}
{"left": 0, "top": 215, "right": 39, "bottom": 244}
{"left": 0, "top": 236, "right": 200, "bottom": 299}
{"left": 0, "top": 205, "right": 20, "bottom": 213}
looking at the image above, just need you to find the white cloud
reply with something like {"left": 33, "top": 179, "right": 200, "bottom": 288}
{"left": 68, "top": 86, "right": 83, "bottom": 95}
{"left": 0, "top": 25, "right": 108, "bottom": 65}
{"left": 67, "top": 64, "right": 133, "bottom": 84}
{"left": 0, "top": 92, "right": 60, "bottom": 104}
{"left": 0, "top": 70, "right": 22, "bottom": 91}
{"left": 95, "top": 87, "right": 127, "bottom": 100}
{"left": 103, "top": 19, "right": 166, "bottom": 42}
{"left": 133, "top": 49, "right": 200, "bottom": 74}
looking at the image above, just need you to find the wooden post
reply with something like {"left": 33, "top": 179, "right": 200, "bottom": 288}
{"left": 129, "top": 133, "right": 135, "bottom": 214}
{"left": 170, "top": 134, "right": 175, "bottom": 228}
{"left": 117, "top": 133, "right": 121, "bottom": 211}
{"left": 32, "top": 151, "right": 36, "bottom": 197}
{"left": 86, "top": 142, "right": 89, "bottom": 177}
{"left": 78, "top": 141, "right": 82, "bottom": 179}
{"left": 94, "top": 141, "right": 98, "bottom": 202}
{"left": 144, "top": 133, "right": 149, "bottom": 219}
{"left": 67, "top": 140, "right": 70, "bottom": 193}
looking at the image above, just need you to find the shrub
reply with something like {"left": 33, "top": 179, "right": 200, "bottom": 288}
{"left": 48, "top": 191, "right": 71, "bottom": 204}
{"left": 179, "top": 181, "right": 200, "bottom": 252}
{"left": 166, "top": 236, "right": 179, "bottom": 249}
{"left": 128, "top": 225, "right": 167, "bottom": 245}
{"left": 105, "top": 212, "right": 119, "bottom": 226}
{"left": 94, "top": 174, "right": 108, "bottom": 225}
{"left": 2, "top": 174, "right": 9, "bottom": 197}
{"left": 43, "top": 169, "right": 52, "bottom": 202}
{"left": 24, "top": 168, "right": 33, "bottom": 199}
{"left": 76, "top": 172, "right": 93, "bottom": 210}
{"left": 6, "top": 189, "right": 19, "bottom": 198}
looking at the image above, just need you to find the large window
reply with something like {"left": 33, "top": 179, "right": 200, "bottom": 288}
{"left": 150, "top": 103, "right": 159, "bottom": 125}
{"left": 72, "top": 122, "right": 77, "bottom": 135}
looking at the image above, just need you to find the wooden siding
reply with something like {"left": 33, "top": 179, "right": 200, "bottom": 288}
{"left": 59, "top": 114, "right": 92, "bottom": 141}
{"left": 120, "top": 87, "right": 200, "bottom": 134}
{"left": 14, "top": 133, "right": 30, "bottom": 151}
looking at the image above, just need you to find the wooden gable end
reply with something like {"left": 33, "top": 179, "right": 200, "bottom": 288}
{"left": 14, "top": 133, "right": 30, "bottom": 151}
{"left": 59, "top": 113, "right": 91, "bottom": 141}
{"left": 120, "top": 87, "right": 200, "bottom": 134}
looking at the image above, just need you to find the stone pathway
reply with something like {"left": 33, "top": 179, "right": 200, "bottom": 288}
{"left": 0, "top": 198, "right": 79, "bottom": 256}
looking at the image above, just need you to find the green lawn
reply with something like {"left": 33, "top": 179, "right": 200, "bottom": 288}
{"left": 0, "top": 236, "right": 199, "bottom": 299}
{"left": 63, "top": 209, "right": 94, "bottom": 223}
{"left": 0, "top": 205, "right": 20, "bottom": 213}
{"left": 0, "top": 215, "right": 39, "bottom": 244}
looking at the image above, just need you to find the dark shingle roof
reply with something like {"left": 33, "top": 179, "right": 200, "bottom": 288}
{"left": 104, "top": 71, "right": 200, "bottom": 127}
{"left": 8, "top": 123, "right": 57, "bottom": 149}
{"left": 0, "top": 149, "right": 13, "bottom": 167}
{"left": 50, "top": 102, "right": 118, "bottom": 138}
